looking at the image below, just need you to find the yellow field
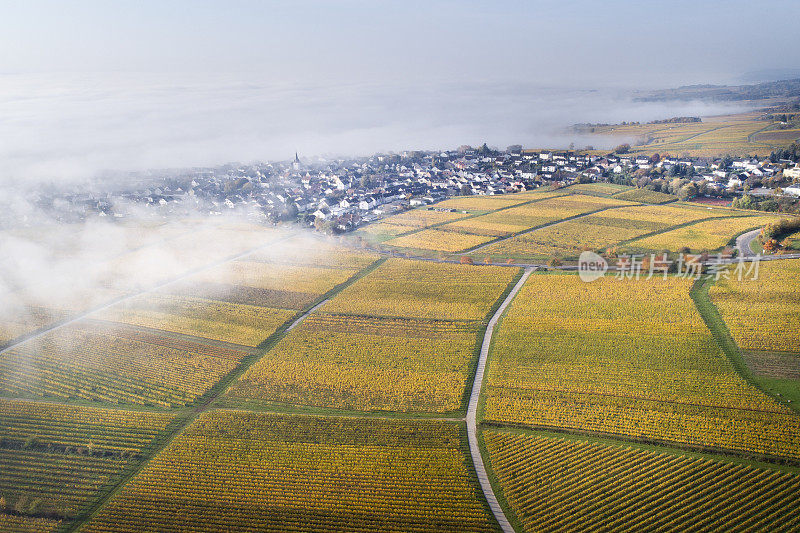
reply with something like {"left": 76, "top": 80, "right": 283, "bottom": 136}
{"left": 483, "top": 273, "right": 800, "bottom": 459}
{"left": 357, "top": 209, "right": 471, "bottom": 238}
{"left": 227, "top": 314, "right": 481, "bottom": 412}
{"left": 567, "top": 183, "right": 632, "bottom": 196}
{"left": 0, "top": 515, "right": 60, "bottom": 533}
{"left": 241, "top": 238, "right": 379, "bottom": 270}
{"left": 587, "top": 111, "right": 796, "bottom": 157}
{"left": 383, "top": 228, "right": 493, "bottom": 252}
{"left": 192, "top": 261, "right": 358, "bottom": 294}
{"left": 612, "top": 188, "right": 678, "bottom": 203}
{"left": 358, "top": 221, "right": 418, "bottom": 236}
{"left": 438, "top": 218, "right": 529, "bottom": 237}
{"left": 323, "top": 258, "right": 519, "bottom": 321}
{"left": 484, "top": 429, "right": 800, "bottom": 532}
{"left": 381, "top": 208, "right": 470, "bottom": 227}
{"left": 94, "top": 295, "right": 295, "bottom": 347}
{"left": 80, "top": 413, "right": 498, "bottom": 533}
{"left": 473, "top": 203, "right": 732, "bottom": 259}
{"left": 710, "top": 259, "right": 800, "bottom": 353}
{"left": 412, "top": 194, "right": 639, "bottom": 254}
{"left": 626, "top": 215, "right": 784, "bottom": 252}
{"left": 0, "top": 320, "right": 260, "bottom": 406}
{"left": 432, "top": 195, "right": 532, "bottom": 211}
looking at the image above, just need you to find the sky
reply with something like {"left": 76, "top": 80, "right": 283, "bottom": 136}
{"left": 1, "top": 0, "right": 799, "bottom": 184}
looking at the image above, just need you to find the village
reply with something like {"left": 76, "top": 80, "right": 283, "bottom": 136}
{"left": 9, "top": 143, "right": 800, "bottom": 233}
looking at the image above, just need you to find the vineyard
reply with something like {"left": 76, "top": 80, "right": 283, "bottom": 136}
{"left": 565, "top": 182, "right": 632, "bottom": 196}
{"left": 93, "top": 243, "right": 376, "bottom": 347}
{"left": 612, "top": 188, "right": 678, "bottom": 204}
{"left": 585, "top": 110, "right": 794, "bottom": 157}
{"left": 225, "top": 259, "right": 520, "bottom": 412}
{"left": 484, "top": 429, "right": 800, "bottom": 532}
{"left": 0, "top": 239, "right": 379, "bottom": 406}
{"left": 624, "top": 214, "right": 784, "bottom": 252}
{"left": 384, "top": 229, "right": 493, "bottom": 252}
{"left": 483, "top": 273, "right": 800, "bottom": 460}
{"left": 0, "top": 320, "right": 254, "bottom": 406}
{"left": 380, "top": 194, "right": 635, "bottom": 254}
{"left": 0, "top": 515, "right": 60, "bottom": 533}
{"left": 79, "top": 412, "right": 499, "bottom": 532}
{"left": 474, "top": 203, "right": 743, "bottom": 260}
{"left": 0, "top": 399, "right": 174, "bottom": 521}
{"left": 93, "top": 293, "right": 298, "bottom": 347}
{"left": 2, "top": 214, "right": 800, "bottom": 531}
{"left": 709, "top": 259, "right": 800, "bottom": 354}
{"left": 433, "top": 194, "right": 549, "bottom": 211}
{"left": 322, "top": 259, "right": 518, "bottom": 321}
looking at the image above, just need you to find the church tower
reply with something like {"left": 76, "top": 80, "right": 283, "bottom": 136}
{"left": 293, "top": 152, "right": 300, "bottom": 171}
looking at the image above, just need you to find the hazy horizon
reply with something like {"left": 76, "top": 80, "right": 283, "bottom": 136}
{"left": 1, "top": 0, "right": 799, "bottom": 185}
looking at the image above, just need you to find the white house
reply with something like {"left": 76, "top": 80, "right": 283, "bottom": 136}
{"left": 784, "top": 165, "right": 800, "bottom": 180}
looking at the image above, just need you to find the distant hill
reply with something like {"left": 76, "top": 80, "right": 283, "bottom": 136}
{"left": 634, "top": 78, "right": 800, "bottom": 103}
{"left": 741, "top": 69, "right": 800, "bottom": 83}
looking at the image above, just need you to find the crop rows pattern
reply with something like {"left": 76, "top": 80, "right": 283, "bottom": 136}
{"left": 0, "top": 399, "right": 173, "bottom": 520}
{"left": 227, "top": 259, "right": 519, "bottom": 412}
{"left": 80, "top": 412, "right": 499, "bottom": 532}
{"left": 709, "top": 258, "right": 800, "bottom": 353}
{"left": 484, "top": 274, "right": 800, "bottom": 459}
{"left": 484, "top": 430, "right": 800, "bottom": 532}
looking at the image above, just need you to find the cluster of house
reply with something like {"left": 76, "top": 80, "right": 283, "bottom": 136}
{"left": 13, "top": 147, "right": 799, "bottom": 232}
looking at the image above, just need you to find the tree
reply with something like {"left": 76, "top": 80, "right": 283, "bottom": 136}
{"left": 614, "top": 143, "right": 631, "bottom": 154}
{"left": 720, "top": 154, "right": 734, "bottom": 169}
{"left": 677, "top": 182, "right": 699, "bottom": 200}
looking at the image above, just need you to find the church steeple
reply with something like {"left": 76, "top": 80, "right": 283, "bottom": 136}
{"left": 293, "top": 152, "right": 300, "bottom": 170}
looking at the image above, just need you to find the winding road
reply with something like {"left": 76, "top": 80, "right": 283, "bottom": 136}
{"left": 735, "top": 228, "right": 800, "bottom": 261}
{"left": 467, "top": 266, "right": 534, "bottom": 533}
{"left": 736, "top": 228, "right": 761, "bottom": 258}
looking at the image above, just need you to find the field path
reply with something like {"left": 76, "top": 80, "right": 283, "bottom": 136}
{"left": 736, "top": 228, "right": 761, "bottom": 258}
{"left": 467, "top": 266, "right": 533, "bottom": 533}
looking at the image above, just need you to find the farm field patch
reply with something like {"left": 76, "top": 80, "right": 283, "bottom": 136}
{"left": 80, "top": 412, "right": 498, "bottom": 533}
{"left": 483, "top": 273, "right": 800, "bottom": 460}
{"left": 322, "top": 259, "right": 518, "bottom": 321}
{"left": 474, "top": 203, "right": 736, "bottom": 260}
{"left": 612, "top": 188, "right": 678, "bottom": 204}
{"left": 484, "top": 429, "right": 800, "bottom": 532}
{"left": 0, "top": 399, "right": 173, "bottom": 520}
{"left": 226, "top": 314, "right": 481, "bottom": 412}
{"left": 383, "top": 229, "right": 493, "bottom": 252}
{"left": 710, "top": 259, "right": 800, "bottom": 354}
{"left": 0, "top": 320, "right": 259, "bottom": 406}
{"left": 378, "top": 193, "right": 634, "bottom": 253}
{"left": 92, "top": 295, "right": 295, "bottom": 348}
{"left": 567, "top": 183, "right": 633, "bottom": 196}
{"left": 226, "top": 259, "right": 520, "bottom": 412}
{"left": 624, "top": 215, "right": 783, "bottom": 253}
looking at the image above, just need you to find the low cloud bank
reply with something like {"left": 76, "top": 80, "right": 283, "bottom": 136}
{"left": 0, "top": 73, "right": 752, "bottom": 186}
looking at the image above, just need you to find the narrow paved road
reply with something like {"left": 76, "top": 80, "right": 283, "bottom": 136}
{"left": 467, "top": 267, "right": 534, "bottom": 533}
{"left": 736, "top": 228, "right": 761, "bottom": 258}
{"left": 735, "top": 228, "right": 800, "bottom": 261}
